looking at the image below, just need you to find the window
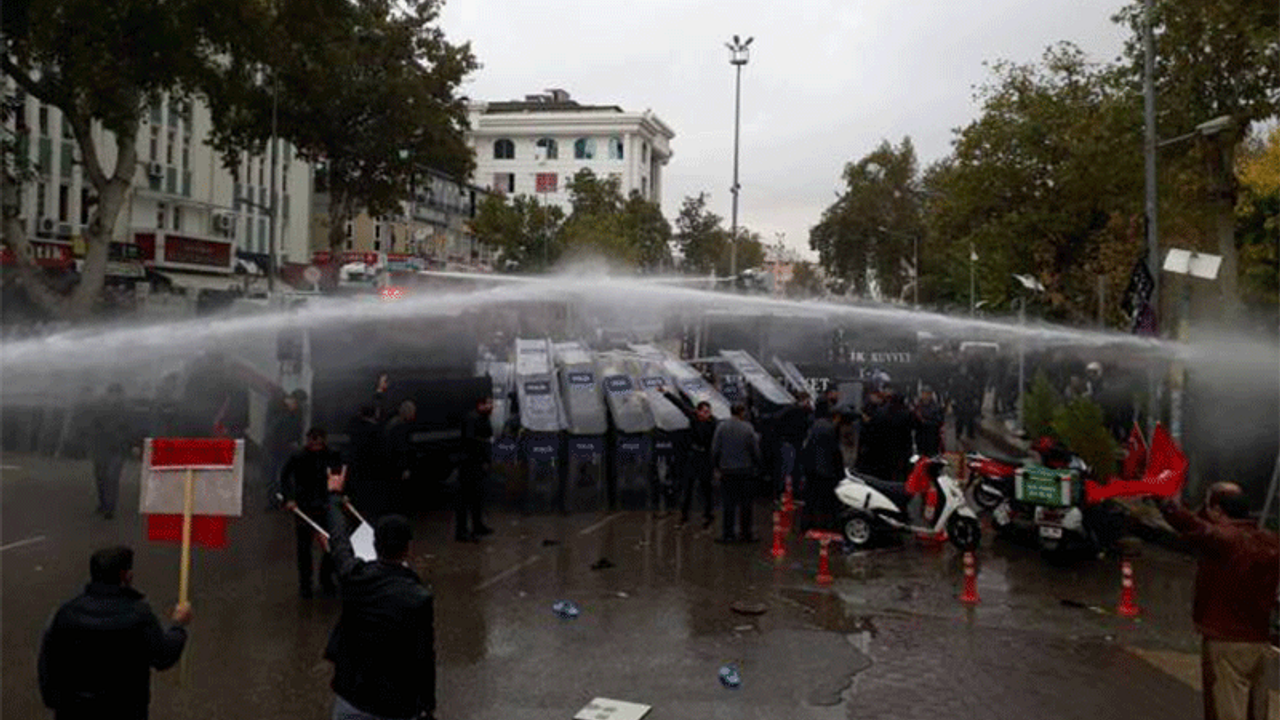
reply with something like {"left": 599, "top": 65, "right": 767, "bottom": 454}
{"left": 535, "top": 173, "right": 558, "bottom": 193}
{"left": 80, "top": 187, "right": 94, "bottom": 226}
{"left": 642, "top": 177, "right": 648, "bottom": 198}
{"left": 150, "top": 103, "right": 162, "bottom": 126}
{"left": 373, "top": 240, "right": 381, "bottom": 252}
{"left": 166, "top": 131, "right": 174, "bottom": 165}
{"left": 150, "top": 127, "right": 159, "bottom": 161}
{"left": 344, "top": 222, "right": 352, "bottom": 238}
{"left": 245, "top": 217, "right": 253, "bottom": 245}
{"left": 58, "top": 184, "right": 69, "bottom": 222}
{"left": 573, "top": 137, "right": 596, "bottom": 160}
{"left": 608, "top": 137, "right": 624, "bottom": 160}
{"left": 38, "top": 106, "right": 48, "bottom": 136}
{"left": 535, "top": 137, "right": 558, "bottom": 160}
{"left": 642, "top": 142, "right": 648, "bottom": 164}
{"left": 492, "top": 173, "right": 515, "bottom": 194}
{"left": 36, "top": 183, "right": 46, "bottom": 219}
{"left": 233, "top": 183, "right": 242, "bottom": 211}
{"left": 156, "top": 202, "right": 167, "bottom": 230}
{"left": 62, "top": 117, "right": 72, "bottom": 140}
{"left": 172, "top": 206, "right": 182, "bottom": 231}
{"left": 374, "top": 223, "right": 382, "bottom": 239}
{"left": 493, "top": 139, "right": 515, "bottom": 160}
{"left": 345, "top": 239, "right": 354, "bottom": 250}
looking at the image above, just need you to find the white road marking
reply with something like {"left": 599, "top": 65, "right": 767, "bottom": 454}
{"left": 0, "top": 465, "right": 21, "bottom": 471}
{"left": 578, "top": 513, "right": 622, "bottom": 537}
{"left": 474, "top": 555, "right": 541, "bottom": 591}
{"left": 0, "top": 535, "right": 46, "bottom": 552}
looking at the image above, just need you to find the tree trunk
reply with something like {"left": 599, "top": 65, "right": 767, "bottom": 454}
{"left": 327, "top": 186, "right": 354, "bottom": 255}
{"left": 0, "top": 111, "right": 136, "bottom": 322}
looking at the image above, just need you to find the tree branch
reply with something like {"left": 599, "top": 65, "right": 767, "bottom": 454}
{"left": 0, "top": 56, "right": 68, "bottom": 109}
{"left": 66, "top": 105, "right": 108, "bottom": 190}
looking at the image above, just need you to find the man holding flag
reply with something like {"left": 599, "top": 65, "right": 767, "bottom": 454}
{"left": 1159, "top": 484, "right": 1279, "bottom": 720}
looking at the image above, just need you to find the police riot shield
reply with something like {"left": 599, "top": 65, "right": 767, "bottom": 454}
{"left": 514, "top": 339, "right": 567, "bottom": 511}
{"left": 554, "top": 342, "right": 608, "bottom": 512}
{"left": 598, "top": 352, "right": 655, "bottom": 509}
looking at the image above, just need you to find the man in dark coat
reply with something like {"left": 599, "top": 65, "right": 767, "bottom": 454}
{"left": 324, "top": 471, "right": 436, "bottom": 720}
{"left": 282, "top": 427, "right": 344, "bottom": 597}
{"left": 711, "top": 403, "right": 762, "bottom": 543}
{"left": 383, "top": 400, "right": 418, "bottom": 513}
{"left": 457, "top": 396, "right": 495, "bottom": 542}
{"left": 764, "top": 392, "right": 813, "bottom": 498}
{"left": 801, "top": 408, "right": 845, "bottom": 531}
{"left": 89, "top": 384, "right": 132, "bottom": 519}
{"left": 265, "top": 389, "right": 306, "bottom": 510}
{"left": 39, "top": 546, "right": 191, "bottom": 720}
{"left": 663, "top": 386, "right": 717, "bottom": 529}
{"left": 912, "top": 386, "right": 945, "bottom": 458}
{"left": 344, "top": 404, "right": 388, "bottom": 521}
{"left": 855, "top": 389, "right": 889, "bottom": 480}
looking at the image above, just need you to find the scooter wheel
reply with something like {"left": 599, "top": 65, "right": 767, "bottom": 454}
{"left": 842, "top": 511, "right": 875, "bottom": 548}
{"left": 947, "top": 515, "right": 981, "bottom": 552}
{"left": 972, "top": 483, "right": 1004, "bottom": 512}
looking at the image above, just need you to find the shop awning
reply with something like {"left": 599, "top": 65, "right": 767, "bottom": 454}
{"left": 155, "top": 270, "right": 246, "bottom": 293}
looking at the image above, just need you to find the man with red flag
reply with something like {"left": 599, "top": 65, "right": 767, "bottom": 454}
{"left": 1159, "top": 484, "right": 1279, "bottom": 720}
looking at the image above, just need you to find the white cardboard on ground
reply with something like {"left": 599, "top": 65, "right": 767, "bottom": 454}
{"left": 574, "top": 698, "right": 651, "bottom": 720}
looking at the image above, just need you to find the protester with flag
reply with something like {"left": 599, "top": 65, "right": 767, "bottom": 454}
{"left": 1158, "top": 484, "right": 1279, "bottom": 720}
{"left": 281, "top": 427, "right": 344, "bottom": 598}
{"left": 39, "top": 546, "right": 192, "bottom": 720}
{"left": 323, "top": 468, "right": 436, "bottom": 720}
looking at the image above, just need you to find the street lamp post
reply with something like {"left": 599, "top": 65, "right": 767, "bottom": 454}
{"left": 1013, "top": 273, "right": 1045, "bottom": 431}
{"left": 726, "top": 35, "right": 752, "bottom": 279}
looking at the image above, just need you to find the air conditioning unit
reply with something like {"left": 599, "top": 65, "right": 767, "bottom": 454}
{"left": 38, "top": 218, "right": 55, "bottom": 236}
{"left": 147, "top": 162, "right": 164, "bottom": 178}
{"left": 213, "top": 213, "right": 234, "bottom": 235}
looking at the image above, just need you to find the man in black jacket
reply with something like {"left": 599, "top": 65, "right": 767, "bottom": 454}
{"left": 456, "top": 396, "right": 495, "bottom": 542}
{"left": 324, "top": 469, "right": 436, "bottom": 720}
{"left": 662, "top": 386, "right": 717, "bottom": 529}
{"left": 282, "top": 427, "right": 345, "bottom": 597}
{"left": 39, "top": 546, "right": 191, "bottom": 720}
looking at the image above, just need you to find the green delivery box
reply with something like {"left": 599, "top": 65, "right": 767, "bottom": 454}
{"left": 1014, "top": 465, "right": 1078, "bottom": 507}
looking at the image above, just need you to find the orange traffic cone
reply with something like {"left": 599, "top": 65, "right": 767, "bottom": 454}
{"left": 770, "top": 511, "right": 786, "bottom": 561}
{"left": 815, "top": 537, "right": 833, "bottom": 585}
{"left": 959, "top": 551, "right": 980, "bottom": 605}
{"left": 1117, "top": 559, "right": 1140, "bottom": 618}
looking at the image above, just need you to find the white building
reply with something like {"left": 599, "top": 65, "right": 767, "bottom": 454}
{"left": 5, "top": 86, "right": 311, "bottom": 291}
{"left": 466, "top": 89, "right": 674, "bottom": 211}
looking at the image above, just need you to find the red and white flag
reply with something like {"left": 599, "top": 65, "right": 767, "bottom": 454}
{"left": 1085, "top": 423, "right": 1186, "bottom": 504}
{"left": 139, "top": 438, "right": 244, "bottom": 549}
{"left": 1121, "top": 422, "right": 1148, "bottom": 481}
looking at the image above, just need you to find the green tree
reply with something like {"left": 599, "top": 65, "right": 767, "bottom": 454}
{"left": 1236, "top": 127, "right": 1280, "bottom": 311}
{"left": 1114, "top": 0, "right": 1279, "bottom": 314}
{"left": 673, "top": 192, "right": 727, "bottom": 274}
{"left": 1, "top": 0, "right": 249, "bottom": 319}
{"left": 1023, "top": 370, "right": 1061, "bottom": 441}
{"left": 809, "top": 138, "right": 923, "bottom": 299}
{"left": 470, "top": 193, "right": 564, "bottom": 271}
{"left": 209, "top": 0, "right": 476, "bottom": 253}
{"left": 786, "top": 261, "right": 824, "bottom": 298}
{"left": 1052, "top": 396, "right": 1119, "bottom": 478}
{"left": 923, "top": 44, "right": 1144, "bottom": 321}
{"left": 620, "top": 190, "right": 673, "bottom": 271}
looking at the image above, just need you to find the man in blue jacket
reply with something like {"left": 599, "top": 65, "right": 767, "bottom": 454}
{"left": 39, "top": 546, "right": 191, "bottom": 720}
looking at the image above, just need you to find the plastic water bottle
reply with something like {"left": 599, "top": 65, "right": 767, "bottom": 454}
{"left": 552, "top": 600, "right": 580, "bottom": 619}
{"left": 718, "top": 664, "right": 742, "bottom": 688}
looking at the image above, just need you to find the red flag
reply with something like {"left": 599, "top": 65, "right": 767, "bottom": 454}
{"left": 146, "top": 514, "right": 230, "bottom": 549}
{"left": 1084, "top": 423, "right": 1186, "bottom": 504}
{"left": 1121, "top": 422, "right": 1147, "bottom": 481}
{"left": 1142, "top": 423, "right": 1187, "bottom": 494}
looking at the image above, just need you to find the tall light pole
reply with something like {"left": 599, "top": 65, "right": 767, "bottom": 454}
{"left": 726, "top": 35, "right": 752, "bottom": 279}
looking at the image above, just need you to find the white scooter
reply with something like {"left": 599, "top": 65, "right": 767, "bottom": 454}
{"left": 835, "top": 456, "right": 982, "bottom": 551}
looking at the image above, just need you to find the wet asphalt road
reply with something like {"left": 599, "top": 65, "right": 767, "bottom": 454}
{"left": 2, "top": 453, "right": 1211, "bottom": 719}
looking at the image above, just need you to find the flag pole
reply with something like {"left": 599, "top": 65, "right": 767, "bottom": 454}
{"left": 179, "top": 467, "right": 194, "bottom": 607}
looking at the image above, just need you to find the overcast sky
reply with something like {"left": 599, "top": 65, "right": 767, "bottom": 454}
{"left": 440, "top": 0, "right": 1131, "bottom": 260}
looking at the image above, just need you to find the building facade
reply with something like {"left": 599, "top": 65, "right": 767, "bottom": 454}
{"left": 4, "top": 86, "right": 312, "bottom": 292}
{"left": 309, "top": 168, "right": 492, "bottom": 268}
{"left": 466, "top": 89, "right": 674, "bottom": 211}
